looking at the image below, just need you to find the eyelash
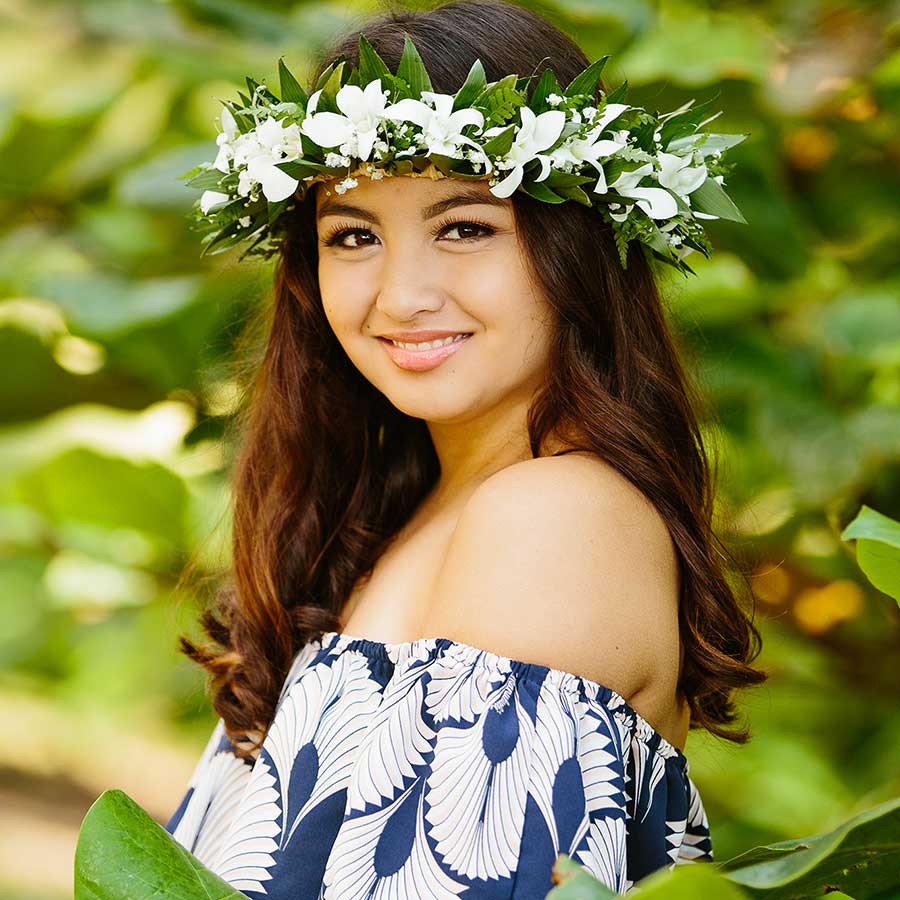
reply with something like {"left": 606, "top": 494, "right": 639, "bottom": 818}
{"left": 321, "top": 216, "right": 496, "bottom": 248}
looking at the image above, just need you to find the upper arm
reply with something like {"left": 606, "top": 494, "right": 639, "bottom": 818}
{"left": 419, "top": 454, "right": 681, "bottom": 700}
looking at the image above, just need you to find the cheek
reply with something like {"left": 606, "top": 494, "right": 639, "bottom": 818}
{"left": 318, "top": 263, "right": 366, "bottom": 335}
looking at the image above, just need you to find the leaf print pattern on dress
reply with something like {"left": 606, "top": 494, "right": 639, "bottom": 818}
{"left": 165, "top": 630, "right": 715, "bottom": 897}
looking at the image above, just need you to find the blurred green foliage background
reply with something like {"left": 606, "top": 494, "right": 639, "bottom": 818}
{"left": 0, "top": 0, "right": 898, "bottom": 897}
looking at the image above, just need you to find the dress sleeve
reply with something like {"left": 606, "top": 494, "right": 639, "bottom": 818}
{"left": 164, "top": 718, "right": 254, "bottom": 870}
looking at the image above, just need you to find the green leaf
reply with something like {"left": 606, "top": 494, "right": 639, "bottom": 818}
{"left": 605, "top": 79, "right": 629, "bottom": 104}
{"left": 278, "top": 58, "right": 307, "bottom": 106}
{"left": 481, "top": 123, "right": 516, "bottom": 157}
{"left": 520, "top": 178, "right": 567, "bottom": 203}
{"left": 357, "top": 34, "right": 391, "bottom": 84}
{"left": 452, "top": 58, "right": 487, "bottom": 112}
{"left": 528, "top": 67, "right": 560, "bottom": 110}
{"left": 550, "top": 182, "right": 593, "bottom": 206}
{"left": 691, "top": 176, "right": 747, "bottom": 223}
{"left": 476, "top": 73, "right": 523, "bottom": 124}
{"left": 719, "top": 795, "right": 900, "bottom": 898}
{"left": 184, "top": 168, "right": 227, "bottom": 190}
{"left": 396, "top": 33, "right": 432, "bottom": 96}
{"left": 547, "top": 853, "right": 620, "bottom": 897}
{"left": 841, "top": 505, "right": 900, "bottom": 602}
{"left": 548, "top": 852, "right": 749, "bottom": 898}
{"left": 75, "top": 789, "right": 250, "bottom": 899}
{"left": 659, "top": 93, "right": 722, "bottom": 145}
{"left": 668, "top": 131, "right": 748, "bottom": 155}
{"left": 564, "top": 55, "right": 609, "bottom": 99}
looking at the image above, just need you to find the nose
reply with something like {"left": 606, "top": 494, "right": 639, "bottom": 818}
{"left": 374, "top": 242, "right": 446, "bottom": 321}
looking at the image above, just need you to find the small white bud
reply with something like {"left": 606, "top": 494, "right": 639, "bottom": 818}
{"left": 334, "top": 176, "right": 359, "bottom": 194}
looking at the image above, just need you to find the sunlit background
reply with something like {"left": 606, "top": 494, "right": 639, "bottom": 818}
{"left": 1, "top": 0, "right": 898, "bottom": 896}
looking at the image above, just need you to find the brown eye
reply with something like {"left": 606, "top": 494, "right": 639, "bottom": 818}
{"left": 321, "top": 218, "right": 496, "bottom": 250}
{"left": 321, "top": 225, "right": 376, "bottom": 248}
{"left": 437, "top": 220, "right": 495, "bottom": 241}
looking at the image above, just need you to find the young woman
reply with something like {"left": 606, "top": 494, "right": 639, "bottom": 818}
{"left": 165, "top": 1, "right": 767, "bottom": 895}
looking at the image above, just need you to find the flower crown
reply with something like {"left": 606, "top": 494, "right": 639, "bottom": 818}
{"left": 183, "top": 33, "right": 748, "bottom": 276}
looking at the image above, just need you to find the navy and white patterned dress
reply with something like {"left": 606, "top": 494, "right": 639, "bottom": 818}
{"left": 165, "top": 630, "right": 714, "bottom": 898}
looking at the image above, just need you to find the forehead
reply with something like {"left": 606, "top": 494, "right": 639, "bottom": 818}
{"left": 313, "top": 174, "right": 510, "bottom": 222}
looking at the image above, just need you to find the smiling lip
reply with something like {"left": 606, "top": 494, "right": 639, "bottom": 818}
{"left": 378, "top": 333, "right": 473, "bottom": 372}
{"left": 379, "top": 330, "right": 471, "bottom": 341}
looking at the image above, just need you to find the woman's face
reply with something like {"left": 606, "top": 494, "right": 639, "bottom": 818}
{"left": 314, "top": 173, "right": 554, "bottom": 425}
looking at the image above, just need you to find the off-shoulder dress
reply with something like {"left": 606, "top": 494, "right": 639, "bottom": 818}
{"left": 165, "top": 629, "right": 714, "bottom": 898}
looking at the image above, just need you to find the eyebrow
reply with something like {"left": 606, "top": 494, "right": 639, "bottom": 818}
{"left": 316, "top": 186, "right": 509, "bottom": 224}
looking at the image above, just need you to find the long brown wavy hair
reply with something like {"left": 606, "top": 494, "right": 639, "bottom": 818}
{"left": 176, "top": 0, "right": 768, "bottom": 759}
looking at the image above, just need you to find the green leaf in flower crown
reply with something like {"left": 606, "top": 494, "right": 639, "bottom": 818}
{"left": 605, "top": 79, "right": 628, "bottom": 104}
{"left": 75, "top": 789, "right": 250, "bottom": 900}
{"left": 245, "top": 76, "right": 261, "bottom": 98}
{"left": 691, "top": 177, "right": 747, "bottom": 223}
{"left": 278, "top": 58, "right": 307, "bottom": 106}
{"left": 481, "top": 123, "right": 516, "bottom": 157}
{"left": 476, "top": 73, "right": 524, "bottom": 126}
{"left": 659, "top": 93, "right": 721, "bottom": 145}
{"left": 544, "top": 171, "right": 597, "bottom": 189}
{"left": 314, "top": 62, "right": 346, "bottom": 115}
{"left": 237, "top": 90, "right": 252, "bottom": 108}
{"left": 185, "top": 168, "right": 228, "bottom": 190}
{"left": 550, "top": 183, "right": 593, "bottom": 206}
{"left": 564, "top": 56, "right": 609, "bottom": 100}
{"left": 223, "top": 101, "right": 254, "bottom": 134}
{"left": 520, "top": 177, "right": 567, "bottom": 203}
{"left": 397, "top": 34, "right": 433, "bottom": 96}
{"left": 425, "top": 153, "right": 461, "bottom": 176}
{"left": 267, "top": 198, "right": 289, "bottom": 222}
{"left": 357, "top": 34, "right": 391, "bottom": 85}
{"left": 668, "top": 132, "right": 748, "bottom": 156}
{"left": 528, "top": 67, "right": 562, "bottom": 111}
{"left": 452, "top": 58, "right": 488, "bottom": 113}
{"left": 277, "top": 159, "right": 332, "bottom": 179}
{"left": 313, "top": 57, "right": 342, "bottom": 94}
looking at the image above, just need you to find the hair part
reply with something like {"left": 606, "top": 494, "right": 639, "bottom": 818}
{"left": 176, "top": 0, "right": 767, "bottom": 758}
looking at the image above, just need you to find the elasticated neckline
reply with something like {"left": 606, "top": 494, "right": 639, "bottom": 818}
{"left": 314, "top": 629, "right": 689, "bottom": 767}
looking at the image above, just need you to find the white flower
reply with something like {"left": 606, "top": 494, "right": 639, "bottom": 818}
{"left": 547, "top": 93, "right": 564, "bottom": 107}
{"left": 325, "top": 151, "right": 352, "bottom": 167}
{"left": 334, "top": 176, "right": 359, "bottom": 194}
{"left": 301, "top": 79, "right": 391, "bottom": 161}
{"left": 230, "top": 115, "right": 304, "bottom": 202}
{"left": 656, "top": 151, "right": 707, "bottom": 197}
{"left": 549, "top": 103, "right": 631, "bottom": 194}
{"left": 608, "top": 162, "right": 678, "bottom": 220}
{"left": 200, "top": 190, "right": 229, "bottom": 214}
{"left": 381, "top": 90, "right": 485, "bottom": 161}
{"left": 213, "top": 106, "right": 240, "bottom": 173}
{"left": 484, "top": 106, "right": 566, "bottom": 198}
{"left": 549, "top": 132, "right": 627, "bottom": 192}
{"left": 609, "top": 203, "right": 633, "bottom": 222}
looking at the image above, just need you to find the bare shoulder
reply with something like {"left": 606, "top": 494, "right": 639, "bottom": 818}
{"left": 420, "top": 451, "right": 682, "bottom": 702}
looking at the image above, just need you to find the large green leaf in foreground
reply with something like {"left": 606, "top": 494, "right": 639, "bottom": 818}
{"left": 716, "top": 795, "right": 900, "bottom": 898}
{"left": 75, "top": 789, "right": 250, "bottom": 900}
{"left": 548, "top": 797, "right": 900, "bottom": 898}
